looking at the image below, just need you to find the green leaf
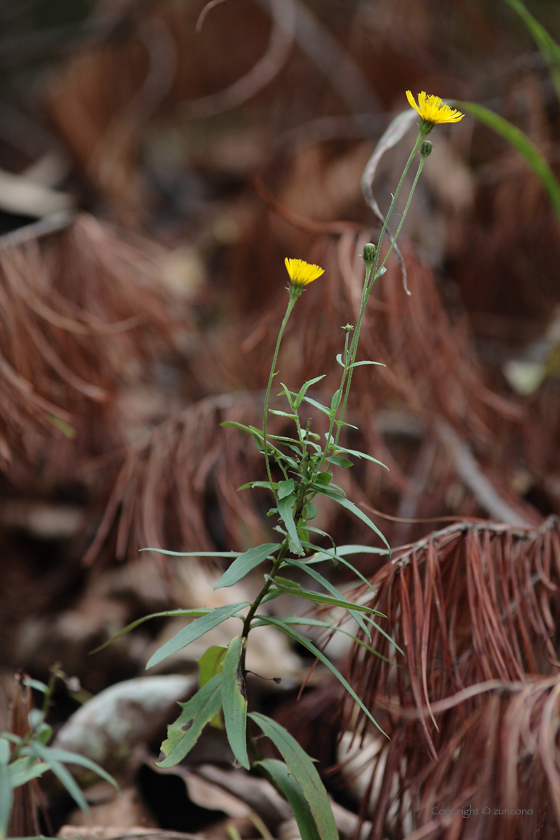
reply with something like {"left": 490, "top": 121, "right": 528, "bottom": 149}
{"left": 277, "top": 494, "right": 303, "bottom": 555}
{"left": 157, "top": 675, "right": 223, "bottom": 767}
{"left": 8, "top": 757, "right": 49, "bottom": 788}
{"left": 504, "top": 0, "right": 560, "bottom": 103}
{"left": 251, "top": 616, "right": 397, "bottom": 664}
{"left": 305, "top": 544, "right": 388, "bottom": 594}
{"left": 256, "top": 759, "right": 321, "bottom": 840}
{"left": 214, "top": 544, "right": 280, "bottom": 589}
{"left": 302, "top": 396, "right": 331, "bottom": 417}
{"left": 335, "top": 353, "right": 345, "bottom": 368}
{"left": 90, "top": 608, "right": 212, "bottom": 654}
{"left": 284, "top": 557, "right": 373, "bottom": 639}
{"left": 257, "top": 619, "right": 387, "bottom": 738}
{"left": 0, "top": 762, "right": 13, "bottom": 840}
{"left": 269, "top": 410, "right": 298, "bottom": 419}
{"left": 146, "top": 603, "right": 249, "bottom": 669}
{"left": 294, "top": 375, "right": 326, "bottom": 408}
{"left": 22, "top": 678, "right": 49, "bottom": 694}
{"left": 28, "top": 746, "right": 117, "bottom": 791}
{"left": 221, "top": 636, "right": 249, "bottom": 769}
{"left": 0, "top": 740, "right": 9, "bottom": 764}
{"left": 198, "top": 646, "right": 227, "bottom": 688}
{"left": 198, "top": 646, "right": 227, "bottom": 728}
{"left": 316, "top": 486, "right": 390, "bottom": 551}
{"left": 237, "top": 481, "right": 278, "bottom": 491}
{"left": 333, "top": 446, "right": 388, "bottom": 470}
{"left": 314, "top": 471, "right": 332, "bottom": 486}
{"left": 27, "top": 741, "right": 90, "bottom": 816}
{"left": 330, "top": 389, "right": 341, "bottom": 413}
{"left": 325, "top": 456, "right": 353, "bottom": 469}
{"left": 349, "top": 360, "right": 385, "bottom": 368}
{"left": 278, "top": 480, "right": 297, "bottom": 500}
{"left": 271, "top": 577, "right": 380, "bottom": 614}
{"left": 140, "top": 549, "right": 238, "bottom": 557}
{"left": 248, "top": 714, "right": 338, "bottom": 840}
{"left": 456, "top": 100, "right": 560, "bottom": 224}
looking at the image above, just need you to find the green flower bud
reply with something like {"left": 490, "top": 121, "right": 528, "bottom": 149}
{"left": 420, "top": 140, "right": 433, "bottom": 157}
{"left": 362, "top": 243, "right": 376, "bottom": 263}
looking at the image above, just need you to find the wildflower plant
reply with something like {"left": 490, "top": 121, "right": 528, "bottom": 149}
{"left": 0, "top": 670, "right": 117, "bottom": 840}
{"left": 98, "top": 92, "right": 464, "bottom": 840}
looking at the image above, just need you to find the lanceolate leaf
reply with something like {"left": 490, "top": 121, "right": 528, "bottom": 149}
{"left": 316, "top": 486, "right": 390, "bottom": 551}
{"left": 222, "top": 636, "right": 250, "bottom": 769}
{"left": 214, "top": 544, "right": 280, "bottom": 589}
{"left": 249, "top": 714, "right": 338, "bottom": 840}
{"left": 27, "top": 741, "right": 90, "bottom": 816}
{"left": 91, "top": 608, "right": 211, "bottom": 654}
{"left": 294, "top": 375, "right": 326, "bottom": 408}
{"left": 0, "top": 763, "right": 13, "bottom": 840}
{"left": 25, "top": 746, "right": 117, "bottom": 790}
{"left": 333, "top": 446, "right": 389, "bottom": 470}
{"left": 256, "top": 759, "right": 321, "bottom": 840}
{"left": 259, "top": 617, "right": 388, "bottom": 738}
{"left": 157, "top": 674, "right": 223, "bottom": 767}
{"left": 146, "top": 603, "right": 249, "bottom": 669}
{"left": 284, "top": 557, "right": 372, "bottom": 640}
{"left": 8, "top": 756, "right": 49, "bottom": 788}
{"left": 271, "top": 576, "right": 381, "bottom": 614}
{"left": 277, "top": 494, "right": 303, "bottom": 555}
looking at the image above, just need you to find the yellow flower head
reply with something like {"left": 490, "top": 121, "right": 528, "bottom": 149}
{"left": 406, "top": 90, "right": 464, "bottom": 128}
{"left": 285, "top": 258, "right": 324, "bottom": 288}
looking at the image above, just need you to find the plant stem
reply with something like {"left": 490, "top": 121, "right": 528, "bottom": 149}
{"left": 333, "top": 131, "right": 426, "bottom": 446}
{"left": 263, "top": 296, "right": 296, "bottom": 500}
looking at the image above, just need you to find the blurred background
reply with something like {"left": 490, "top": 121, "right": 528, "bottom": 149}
{"left": 1, "top": 0, "right": 560, "bottom": 835}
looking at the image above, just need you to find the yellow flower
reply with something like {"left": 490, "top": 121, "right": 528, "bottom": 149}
{"left": 285, "top": 258, "right": 324, "bottom": 288}
{"left": 406, "top": 90, "right": 464, "bottom": 127}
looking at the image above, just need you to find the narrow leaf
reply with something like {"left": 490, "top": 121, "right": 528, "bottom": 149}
{"left": 334, "top": 446, "right": 389, "bottom": 470}
{"left": 258, "top": 618, "right": 387, "bottom": 738}
{"left": 302, "top": 396, "right": 331, "bottom": 417}
{"left": 30, "top": 747, "right": 117, "bottom": 790}
{"left": 285, "top": 557, "right": 372, "bottom": 638}
{"left": 249, "top": 714, "right": 338, "bottom": 840}
{"left": 157, "top": 674, "right": 223, "bottom": 767}
{"left": 90, "top": 608, "right": 212, "bottom": 654}
{"left": 256, "top": 759, "right": 321, "bottom": 840}
{"left": 198, "top": 646, "right": 227, "bottom": 688}
{"left": 271, "top": 577, "right": 380, "bottom": 614}
{"left": 215, "top": 544, "right": 280, "bottom": 589}
{"left": 277, "top": 494, "right": 303, "bottom": 555}
{"left": 349, "top": 360, "right": 385, "bottom": 368}
{"left": 146, "top": 603, "right": 249, "bottom": 669}
{"left": 294, "top": 375, "right": 326, "bottom": 408}
{"left": 0, "top": 763, "right": 13, "bottom": 840}
{"left": 222, "top": 636, "right": 249, "bottom": 769}
{"left": 316, "top": 486, "right": 390, "bottom": 551}
{"left": 28, "top": 741, "right": 89, "bottom": 816}
{"left": 9, "top": 757, "right": 49, "bottom": 788}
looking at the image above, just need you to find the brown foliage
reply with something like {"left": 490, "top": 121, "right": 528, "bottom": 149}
{"left": 341, "top": 517, "right": 560, "bottom": 838}
{"left": 0, "top": 213, "right": 175, "bottom": 488}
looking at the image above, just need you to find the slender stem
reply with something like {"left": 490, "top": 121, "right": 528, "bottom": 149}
{"left": 263, "top": 296, "right": 296, "bottom": 499}
{"left": 333, "top": 132, "right": 427, "bottom": 446}
{"left": 377, "top": 155, "right": 426, "bottom": 274}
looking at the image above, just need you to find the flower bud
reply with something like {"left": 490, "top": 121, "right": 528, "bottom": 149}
{"left": 420, "top": 140, "right": 433, "bottom": 157}
{"left": 362, "top": 243, "right": 376, "bottom": 263}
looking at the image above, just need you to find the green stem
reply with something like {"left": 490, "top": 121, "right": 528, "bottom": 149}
{"left": 333, "top": 131, "right": 427, "bottom": 447}
{"left": 263, "top": 296, "right": 297, "bottom": 499}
